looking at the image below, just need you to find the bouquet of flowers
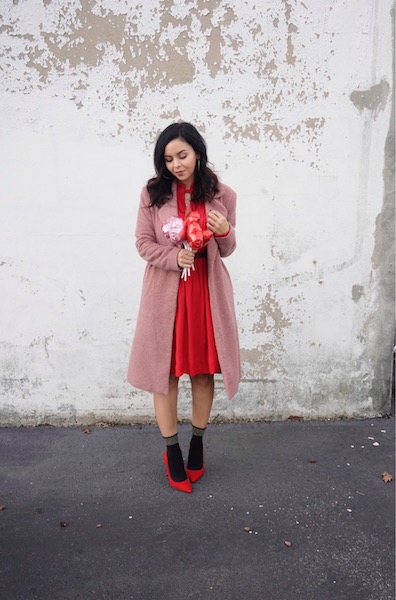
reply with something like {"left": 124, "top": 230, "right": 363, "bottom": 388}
{"left": 162, "top": 212, "right": 213, "bottom": 281}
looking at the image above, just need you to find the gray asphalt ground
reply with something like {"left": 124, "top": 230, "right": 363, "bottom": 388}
{"left": 0, "top": 417, "right": 394, "bottom": 600}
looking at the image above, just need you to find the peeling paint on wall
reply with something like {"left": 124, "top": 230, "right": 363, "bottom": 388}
{"left": 0, "top": 0, "right": 335, "bottom": 158}
{"left": 252, "top": 289, "right": 291, "bottom": 338}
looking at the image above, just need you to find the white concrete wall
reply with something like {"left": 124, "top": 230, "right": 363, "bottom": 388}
{"left": 0, "top": 0, "right": 394, "bottom": 425}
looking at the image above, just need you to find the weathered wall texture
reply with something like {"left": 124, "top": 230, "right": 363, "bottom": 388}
{"left": 0, "top": 0, "right": 394, "bottom": 425}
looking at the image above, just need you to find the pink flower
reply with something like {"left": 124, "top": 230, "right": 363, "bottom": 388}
{"left": 162, "top": 216, "right": 186, "bottom": 243}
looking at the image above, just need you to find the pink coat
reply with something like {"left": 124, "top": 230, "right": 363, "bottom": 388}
{"left": 127, "top": 181, "right": 241, "bottom": 399}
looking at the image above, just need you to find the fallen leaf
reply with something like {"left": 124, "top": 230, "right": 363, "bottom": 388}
{"left": 284, "top": 540, "right": 293, "bottom": 548}
{"left": 82, "top": 427, "right": 91, "bottom": 434}
{"left": 382, "top": 472, "right": 393, "bottom": 483}
{"left": 244, "top": 526, "right": 252, "bottom": 533}
{"left": 59, "top": 521, "right": 68, "bottom": 528}
{"left": 287, "top": 415, "right": 303, "bottom": 421}
{"left": 308, "top": 458, "right": 317, "bottom": 463}
{"left": 0, "top": 505, "right": 7, "bottom": 511}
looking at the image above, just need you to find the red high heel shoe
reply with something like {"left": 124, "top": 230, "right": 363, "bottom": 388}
{"left": 186, "top": 449, "right": 205, "bottom": 483}
{"left": 163, "top": 452, "right": 192, "bottom": 493}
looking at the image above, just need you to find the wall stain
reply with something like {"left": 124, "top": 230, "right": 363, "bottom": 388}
{"left": 29, "top": 334, "right": 53, "bottom": 359}
{"left": 1, "top": 377, "right": 29, "bottom": 392}
{"left": 369, "top": 5, "right": 395, "bottom": 412}
{"left": 350, "top": 79, "right": 390, "bottom": 118}
{"left": 351, "top": 284, "right": 365, "bottom": 303}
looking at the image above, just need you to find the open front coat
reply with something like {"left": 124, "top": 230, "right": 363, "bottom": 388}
{"left": 127, "top": 181, "right": 241, "bottom": 399}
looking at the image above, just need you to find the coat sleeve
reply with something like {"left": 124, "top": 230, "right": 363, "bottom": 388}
{"left": 215, "top": 188, "right": 237, "bottom": 258}
{"left": 135, "top": 189, "right": 181, "bottom": 271}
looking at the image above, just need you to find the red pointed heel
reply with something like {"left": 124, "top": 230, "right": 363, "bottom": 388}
{"left": 186, "top": 465, "right": 205, "bottom": 483}
{"left": 186, "top": 448, "right": 205, "bottom": 483}
{"left": 163, "top": 452, "right": 192, "bottom": 493}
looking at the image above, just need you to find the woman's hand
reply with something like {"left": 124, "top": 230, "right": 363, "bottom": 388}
{"left": 207, "top": 210, "right": 230, "bottom": 236}
{"left": 177, "top": 248, "right": 195, "bottom": 269}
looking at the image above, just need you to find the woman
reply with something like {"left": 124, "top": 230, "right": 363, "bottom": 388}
{"left": 127, "top": 122, "right": 241, "bottom": 493}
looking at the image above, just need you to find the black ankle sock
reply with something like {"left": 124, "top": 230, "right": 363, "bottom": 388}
{"left": 187, "top": 435, "right": 203, "bottom": 470}
{"left": 166, "top": 443, "right": 187, "bottom": 482}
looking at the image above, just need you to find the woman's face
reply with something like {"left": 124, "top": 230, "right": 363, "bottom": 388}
{"left": 164, "top": 137, "right": 198, "bottom": 188}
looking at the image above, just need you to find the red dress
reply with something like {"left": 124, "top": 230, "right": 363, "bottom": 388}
{"left": 170, "top": 183, "right": 221, "bottom": 376}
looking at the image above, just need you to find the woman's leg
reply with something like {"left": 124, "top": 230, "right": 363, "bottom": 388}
{"left": 187, "top": 374, "right": 214, "bottom": 477}
{"left": 154, "top": 375, "right": 191, "bottom": 490}
{"left": 153, "top": 374, "right": 179, "bottom": 437}
{"left": 190, "top": 373, "right": 214, "bottom": 427}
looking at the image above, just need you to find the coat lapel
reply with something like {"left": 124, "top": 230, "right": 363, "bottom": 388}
{"left": 205, "top": 190, "right": 228, "bottom": 259}
{"left": 205, "top": 189, "right": 228, "bottom": 220}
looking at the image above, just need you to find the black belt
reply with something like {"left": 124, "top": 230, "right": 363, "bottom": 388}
{"left": 195, "top": 250, "right": 207, "bottom": 258}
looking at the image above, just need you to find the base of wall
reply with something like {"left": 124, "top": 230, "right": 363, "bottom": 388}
{"left": 0, "top": 375, "right": 392, "bottom": 427}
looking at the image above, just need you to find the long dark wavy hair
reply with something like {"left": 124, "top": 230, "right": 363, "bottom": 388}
{"left": 147, "top": 122, "right": 219, "bottom": 207}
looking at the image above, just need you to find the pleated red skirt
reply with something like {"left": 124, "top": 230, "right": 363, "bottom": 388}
{"left": 170, "top": 184, "right": 221, "bottom": 377}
